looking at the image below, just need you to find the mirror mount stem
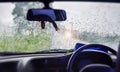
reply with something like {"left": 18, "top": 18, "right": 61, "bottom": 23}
{"left": 43, "top": 1, "right": 53, "bottom": 9}
{"left": 41, "top": 21, "right": 45, "bottom": 29}
{"left": 50, "top": 21, "right": 59, "bottom": 31}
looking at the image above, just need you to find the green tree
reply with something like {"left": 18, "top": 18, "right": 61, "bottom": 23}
{"left": 12, "top": 2, "right": 44, "bottom": 35}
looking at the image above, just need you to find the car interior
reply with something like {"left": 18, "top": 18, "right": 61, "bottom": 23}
{"left": 0, "top": 0, "right": 120, "bottom": 72}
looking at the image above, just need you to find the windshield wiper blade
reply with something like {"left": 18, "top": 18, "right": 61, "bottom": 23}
{"left": 34, "top": 49, "right": 73, "bottom": 53}
{"left": 0, "top": 49, "right": 73, "bottom": 56}
{"left": 0, "top": 52, "right": 28, "bottom": 56}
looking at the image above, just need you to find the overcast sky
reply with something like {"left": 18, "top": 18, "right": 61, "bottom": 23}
{"left": 0, "top": 3, "right": 14, "bottom": 26}
{"left": 0, "top": 2, "right": 120, "bottom": 34}
{"left": 53, "top": 2, "right": 120, "bottom": 36}
{"left": 0, "top": 2, "right": 120, "bottom": 36}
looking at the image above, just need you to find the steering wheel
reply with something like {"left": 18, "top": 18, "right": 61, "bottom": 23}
{"left": 67, "top": 44, "right": 117, "bottom": 72}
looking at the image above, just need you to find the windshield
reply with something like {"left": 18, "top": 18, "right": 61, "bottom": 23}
{"left": 0, "top": 2, "right": 120, "bottom": 53}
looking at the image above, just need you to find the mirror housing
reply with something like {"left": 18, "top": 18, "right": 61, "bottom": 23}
{"left": 27, "top": 9, "right": 67, "bottom": 21}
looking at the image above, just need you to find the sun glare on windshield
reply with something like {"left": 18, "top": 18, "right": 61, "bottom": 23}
{"left": 64, "top": 30, "right": 73, "bottom": 39}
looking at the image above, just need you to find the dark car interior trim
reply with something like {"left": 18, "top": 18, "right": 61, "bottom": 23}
{"left": 0, "top": 0, "right": 120, "bottom": 3}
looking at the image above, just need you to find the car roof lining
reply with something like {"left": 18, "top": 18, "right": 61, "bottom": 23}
{"left": 0, "top": 0, "right": 120, "bottom": 3}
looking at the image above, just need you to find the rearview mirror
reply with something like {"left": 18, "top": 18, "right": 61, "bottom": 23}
{"left": 27, "top": 9, "right": 67, "bottom": 21}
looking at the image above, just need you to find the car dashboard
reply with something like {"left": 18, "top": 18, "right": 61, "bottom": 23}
{"left": 0, "top": 53, "right": 71, "bottom": 72}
